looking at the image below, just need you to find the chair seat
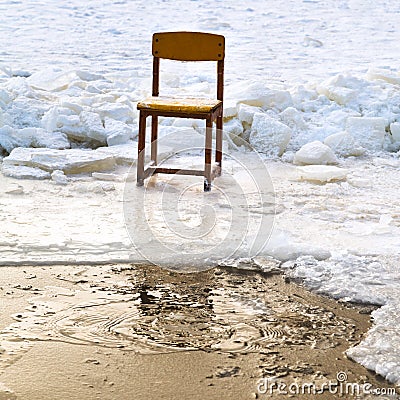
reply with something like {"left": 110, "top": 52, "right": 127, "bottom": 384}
{"left": 137, "top": 96, "right": 222, "bottom": 114}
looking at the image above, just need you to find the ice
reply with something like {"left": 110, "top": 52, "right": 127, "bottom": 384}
{"left": 317, "top": 75, "right": 357, "bottom": 105}
{"left": 293, "top": 141, "right": 338, "bottom": 165}
{"left": 263, "top": 230, "right": 331, "bottom": 262}
{"left": 80, "top": 111, "right": 107, "bottom": 143}
{"left": 96, "top": 103, "right": 135, "bottom": 124}
{"left": 249, "top": 113, "right": 291, "bottom": 156}
{"left": 237, "top": 103, "right": 261, "bottom": 125}
{"left": 346, "top": 117, "right": 386, "bottom": 151}
{"left": 223, "top": 118, "right": 243, "bottom": 138}
{"left": 296, "top": 165, "right": 348, "bottom": 183}
{"left": 0, "top": 126, "right": 69, "bottom": 153}
{"left": 1, "top": 164, "right": 50, "bottom": 180}
{"left": 223, "top": 100, "right": 238, "bottom": 119}
{"left": 27, "top": 69, "right": 79, "bottom": 92}
{"left": 366, "top": 67, "right": 400, "bottom": 86}
{"left": 347, "top": 303, "right": 400, "bottom": 385}
{"left": 229, "top": 81, "right": 293, "bottom": 110}
{"left": 390, "top": 122, "right": 400, "bottom": 143}
{"left": 3, "top": 147, "right": 116, "bottom": 174}
{"left": 51, "top": 170, "right": 69, "bottom": 185}
{"left": 279, "top": 107, "right": 307, "bottom": 130}
{"left": 324, "top": 131, "right": 365, "bottom": 157}
{"left": 104, "top": 117, "right": 132, "bottom": 146}
{"left": 95, "top": 142, "right": 138, "bottom": 166}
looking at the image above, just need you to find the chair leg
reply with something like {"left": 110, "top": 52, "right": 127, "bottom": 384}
{"left": 215, "top": 114, "right": 223, "bottom": 176}
{"left": 151, "top": 115, "right": 158, "bottom": 166}
{"left": 204, "top": 117, "right": 212, "bottom": 192}
{"left": 137, "top": 112, "right": 146, "bottom": 187}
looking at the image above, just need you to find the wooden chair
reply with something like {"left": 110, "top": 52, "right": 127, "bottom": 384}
{"left": 136, "top": 31, "right": 225, "bottom": 191}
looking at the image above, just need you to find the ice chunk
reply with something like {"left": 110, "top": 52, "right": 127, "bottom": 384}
{"left": 171, "top": 118, "right": 194, "bottom": 128}
{"left": 0, "top": 88, "right": 11, "bottom": 105}
{"left": 296, "top": 165, "right": 348, "bottom": 183}
{"left": 1, "top": 164, "right": 51, "bottom": 179}
{"left": 324, "top": 131, "right": 365, "bottom": 157}
{"left": 41, "top": 107, "right": 59, "bottom": 132}
{"left": 51, "top": 169, "right": 69, "bottom": 185}
{"left": 249, "top": 113, "right": 291, "bottom": 156}
{"left": 390, "top": 122, "right": 400, "bottom": 143}
{"left": 0, "top": 125, "right": 24, "bottom": 153}
{"left": 21, "top": 127, "right": 70, "bottom": 149}
{"left": 263, "top": 231, "right": 331, "bottom": 261}
{"left": 104, "top": 117, "right": 132, "bottom": 146}
{"left": 346, "top": 117, "right": 386, "bottom": 151}
{"left": 96, "top": 103, "right": 134, "bottom": 123}
{"left": 27, "top": 68, "right": 77, "bottom": 91}
{"left": 294, "top": 141, "right": 338, "bottom": 165}
{"left": 303, "top": 35, "right": 323, "bottom": 47}
{"left": 237, "top": 103, "right": 261, "bottom": 125}
{"left": 59, "top": 99, "right": 83, "bottom": 114}
{"left": 230, "top": 81, "right": 293, "bottom": 110}
{"left": 224, "top": 118, "right": 243, "bottom": 137}
{"left": 223, "top": 99, "right": 237, "bottom": 118}
{"left": 317, "top": 74, "right": 357, "bottom": 105}
{"left": 75, "top": 70, "right": 103, "bottom": 82}
{"left": 0, "top": 125, "right": 69, "bottom": 153}
{"left": 279, "top": 107, "right": 307, "bottom": 130}
{"left": 96, "top": 143, "right": 137, "bottom": 166}
{"left": 366, "top": 67, "right": 400, "bottom": 85}
{"left": 80, "top": 111, "right": 107, "bottom": 143}
{"left": 3, "top": 147, "right": 116, "bottom": 174}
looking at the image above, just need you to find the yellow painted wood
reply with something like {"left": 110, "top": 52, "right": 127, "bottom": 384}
{"left": 152, "top": 32, "right": 225, "bottom": 61}
{"left": 137, "top": 96, "right": 222, "bottom": 113}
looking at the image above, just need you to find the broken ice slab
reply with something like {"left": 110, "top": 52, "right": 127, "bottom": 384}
{"left": 1, "top": 141, "right": 177, "bottom": 177}
{"left": 296, "top": 165, "right": 348, "bottom": 183}
{"left": 3, "top": 147, "right": 116, "bottom": 174}
{"left": 0, "top": 125, "right": 70, "bottom": 153}
{"left": 2, "top": 164, "right": 51, "bottom": 179}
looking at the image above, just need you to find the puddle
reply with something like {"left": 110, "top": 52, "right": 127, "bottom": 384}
{"left": 0, "top": 264, "right": 357, "bottom": 374}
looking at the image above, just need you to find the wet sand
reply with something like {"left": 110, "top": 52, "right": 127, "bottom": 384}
{"left": 0, "top": 264, "right": 398, "bottom": 400}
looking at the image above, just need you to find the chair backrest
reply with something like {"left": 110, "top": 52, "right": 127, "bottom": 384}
{"left": 151, "top": 31, "right": 224, "bottom": 101}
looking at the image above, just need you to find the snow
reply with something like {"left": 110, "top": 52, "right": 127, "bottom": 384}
{"left": 0, "top": 0, "right": 400, "bottom": 387}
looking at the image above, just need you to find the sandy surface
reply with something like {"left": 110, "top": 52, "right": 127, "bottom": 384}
{"left": 0, "top": 263, "right": 398, "bottom": 400}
